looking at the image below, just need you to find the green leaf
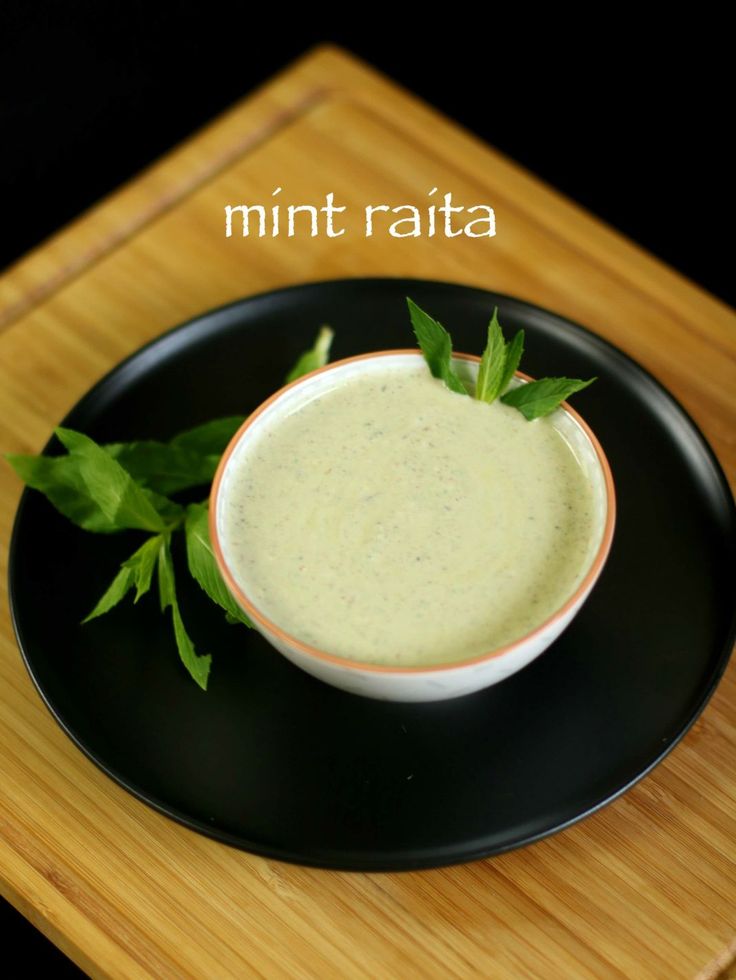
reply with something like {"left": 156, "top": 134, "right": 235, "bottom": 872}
{"left": 184, "top": 503, "right": 253, "bottom": 627}
{"left": 157, "top": 537, "right": 211, "bottom": 690}
{"left": 105, "top": 441, "right": 220, "bottom": 495}
{"left": 7, "top": 444, "right": 179, "bottom": 533}
{"left": 170, "top": 602, "right": 211, "bottom": 690}
{"left": 407, "top": 298, "right": 467, "bottom": 396}
{"left": 498, "top": 329, "right": 525, "bottom": 396}
{"left": 82, "top": 534, "right": 162, "bottom": 622}
{"left": 144, "top": 490, "right": 184, "bottom": 525}
{"left": 54, "top": 428, "right": 169, "bottom": 532}
{"left": 104, "top": 417, "right": 245, "bottom": 495}
{"left": 169, "top": 416, "right": 245, "bottom": 456}
{"left": 7, "top": 453, "right": 126, "bottom": 533}
{"left": 125, "top": 534, "right": 162, "bottom": 602}
{"left": 285, "top": 326, "right": 335, "bottom": 383}
{"left": 157, "top": 536, "right": 176, "bottom": 612}
{"left": 475, "top": 308, "right": 507, "bottom": 403}
{"left": 475, "top": 311, "right": 525, "bottom": 404}
{"left": 82, "top": 566, "right": 135, "bottom": 622}
{"left": 500, "top": 377, "right": 596, "bottom": 420}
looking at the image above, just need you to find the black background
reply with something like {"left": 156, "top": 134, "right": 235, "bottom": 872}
{"left": 0, "top": 4, "right": 732, "bottom": 973}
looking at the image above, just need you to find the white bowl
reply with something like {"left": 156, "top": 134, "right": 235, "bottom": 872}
{"left": 211, "top": 351, "right": 615, "bottom": 702}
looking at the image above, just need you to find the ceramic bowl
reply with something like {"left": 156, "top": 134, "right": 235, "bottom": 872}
{"left": 210, "top": 351, "right": 615, "bottom": 702}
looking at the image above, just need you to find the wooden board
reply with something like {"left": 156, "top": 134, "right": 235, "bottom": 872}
{"left": 1, "top": 44, "right": 734, "bottom": 979}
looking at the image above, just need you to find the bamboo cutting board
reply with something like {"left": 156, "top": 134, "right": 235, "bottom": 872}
{"left": 1, "top": 45, "right": 735, "bottom": 979}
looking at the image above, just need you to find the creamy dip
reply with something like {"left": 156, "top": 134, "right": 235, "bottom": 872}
{"left": 220, "top": 364, "right": 597, "bottom": 667}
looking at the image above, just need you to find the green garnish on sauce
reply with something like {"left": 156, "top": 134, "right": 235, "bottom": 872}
{"left": 408, "top": 297, "right": 595, "bottom": 419}
{"left": 407, "top": 298, "right": 468, "bottom": 396}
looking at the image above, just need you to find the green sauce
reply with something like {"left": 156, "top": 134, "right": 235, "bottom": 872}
{"left": 221, "top": 365, "right": 597, "bottom": 666}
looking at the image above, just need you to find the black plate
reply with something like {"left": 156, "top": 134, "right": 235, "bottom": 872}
{"left": 9, "top": 279, "right": 736, "bottom": 871}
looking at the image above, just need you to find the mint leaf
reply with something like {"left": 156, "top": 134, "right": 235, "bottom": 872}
{"left": 7, "top": 453, "right": 126, "bottom": 533}
{"left": 125, "top": 534, "right": 162, "bottom": 602}
{"left": 475, "top": 311, "right": 525, "bottom": 404}
{"left": 82, "top": 534, "right": 162, "bottom": 622}
{"left": 285, "top": 326, "right": 334, "bottom": 383}
{"left": 105, "top": 441, "right": 220, "bottom": 495}
{"left": 157, "top": 537, "right": 211, "bottom": 690}
{"left": 476, "top": 308, "right": 506, "bottom": 403}
{"left": 82, "top": 566, "right": 135, "bottom": 622}
{"left": 144, "top": 490, "right": 184, "bottom": 525}
{"left": 501, "top": 377, "right": 596, "bottom": 420}
{"left": 104, "top": 416, "right": 245, "bottom": 495}
{"left": 169, "top": 416, "right": 245, "bottom": 456}
{"left": 157, "top": 537, "right": 176, "bottom": 612}
{"left": 7, "top": 444, "right": 180, "bottom": 532}
{"left": 407, "top": 298, "right": 467, "bottom": 396}
{"left": 184, "top": 503, "right": 253, "bottom": 627}
{"left": 54, "top": 428, "right": 169, "bottom": 532}
{"left": 498, "top": 329, "right": 525, "bottom": 396}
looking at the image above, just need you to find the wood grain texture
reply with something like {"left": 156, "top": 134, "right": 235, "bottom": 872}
{"left": 0, "top": 44, "right": 734, "bottom": 979}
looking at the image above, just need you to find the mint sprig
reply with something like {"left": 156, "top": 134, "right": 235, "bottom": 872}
{"left": 6, "top": 327, "right": 328, "bottom": 690}
{"left": 476, "top": 308, "right": 526, "bottom": 405}
{"left": 104, "top": 416, "right": 245, "bottom": 495}
{"left": 409, "top": 298, "right": 594, "bottom": 419}
{"left": 498, "top": 328, "right": 525, "bottom": 398}
{"left": 7, "top": 429, "right": 179, "bottom": 533}
{"left": 501, "top": 376, "right": 596, "bottom": 419}
{"left": 83, "top": 534, "right": 163, "bottom": 623}
{"left": 285, "top": 325, "right": 334, "bottom": 383}
{"left": 184, "top": 502, "right": 253, "bottom": 627}
{"left": 407, "top": 298, "right": 468, "bottom": 396}
{"left": 157, "top": 535, "right": 212, "bottom": 691}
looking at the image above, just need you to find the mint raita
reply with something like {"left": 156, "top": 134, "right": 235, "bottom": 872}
{"left": 6, "top": 303, "right": 594, "bottom": 689}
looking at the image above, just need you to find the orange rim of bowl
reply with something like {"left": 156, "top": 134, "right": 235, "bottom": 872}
{"left": 210, "top": 350, "right": 616, "bottom": 675}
